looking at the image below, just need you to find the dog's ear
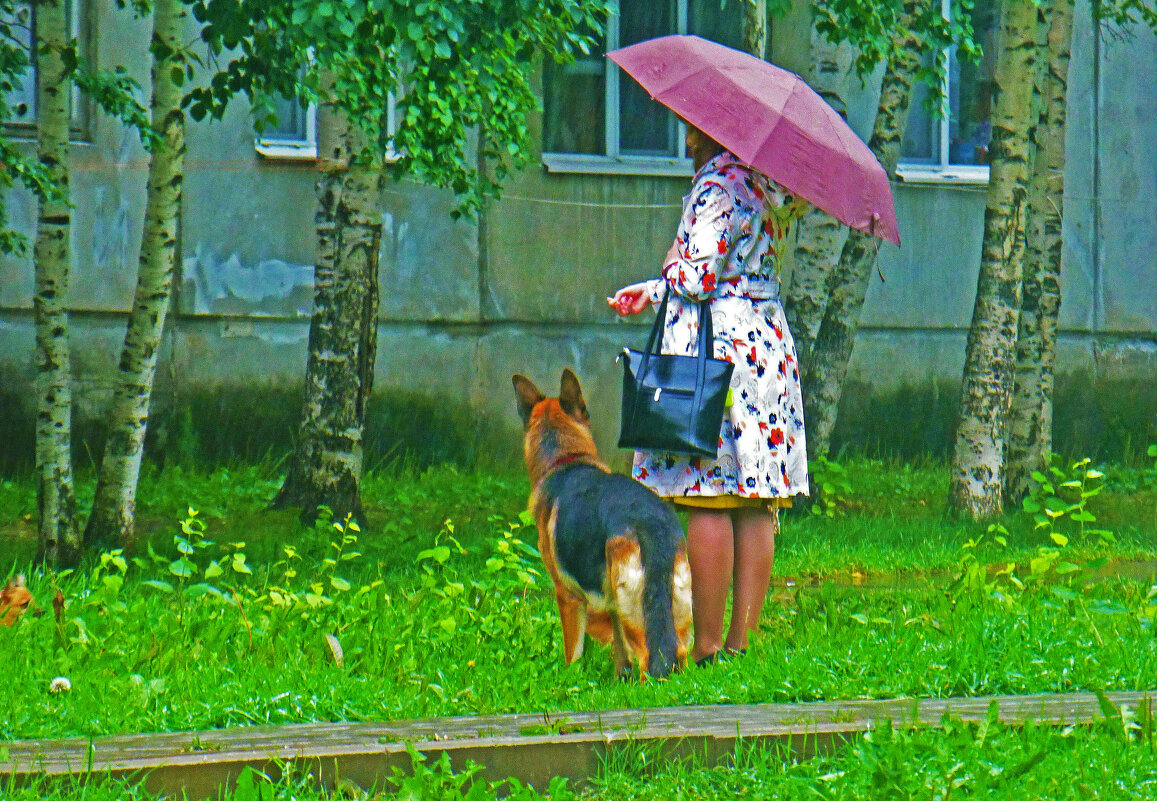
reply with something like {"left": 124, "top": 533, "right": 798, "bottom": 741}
{"left": 559, "top": 369, "right": 590, "bottom": 424}
{"left": 512, "top": 374, "right": 545, "bottom": 425}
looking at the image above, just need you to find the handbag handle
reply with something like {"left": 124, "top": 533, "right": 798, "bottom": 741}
{"left": 630, "top": 286, "right": 716, "bottom": 438}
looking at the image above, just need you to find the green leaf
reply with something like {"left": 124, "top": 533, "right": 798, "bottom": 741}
{"left": 232, "top": 553, "right": 252, "bottom": 575}
{"left": 330, "top": 576, "right": 351, "bottom": 592}
{"left": 142, "top": 579, "right": 175, "bottom": 593}
{"left": 1050, "top": 533, "right": 1069, "bottom": 547}
{"left": 204, "top": 560, "right": 224, "bottom": 579}
{"left": 169, "top": 558, "right": 194, "bottom": 578}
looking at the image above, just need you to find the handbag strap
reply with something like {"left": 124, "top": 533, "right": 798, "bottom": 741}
{"left": 635, "top": 286, "right": 716, "bottom": 388}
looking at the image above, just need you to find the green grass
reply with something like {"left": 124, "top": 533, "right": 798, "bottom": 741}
{"left": 2, "top": 455, "right": 1157, "bottom": 799}
{"left": 1, "top": 456, "right": 1154, "bottom": 741}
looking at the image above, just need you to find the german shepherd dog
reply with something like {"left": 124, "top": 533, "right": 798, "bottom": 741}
{"left": 1, "top": 574, "right": 33, "bottom": 627}
{"left": 512, "top": 369, "right": 692, "bottom": 679}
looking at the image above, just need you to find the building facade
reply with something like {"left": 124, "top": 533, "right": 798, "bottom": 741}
{"left": 0, "top": 1, "right": 1153, "bottom": 471}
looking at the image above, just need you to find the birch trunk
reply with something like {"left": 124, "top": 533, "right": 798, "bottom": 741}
{"left": 782, "top": 4, "right": 853, "bottom": 369}
{"left": 1004, "top": 0, "right": 1073, "bottom": 506}
{"left": 84, "top": 0, "right": 186, "bottom": 550}
{"left": 33, "top": 0, "right": 79, "bottom": 566}
{"left": 949, "top": 0, "right": 1046, "bottom": 519}
{"left": 272, "top": 92, "right": 381, "bottom": 525}
{"left": 802, "top": 0, "right": 924, "bottom": 459}
{"left": 741, "top": 0, "right": 766, "bottom": 58}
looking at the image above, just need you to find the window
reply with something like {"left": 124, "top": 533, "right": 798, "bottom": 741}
{"left": 1, "top": 0, "right": 89, "bottom": 134}
{"left": 256, "top": 88, "right": 400, "bottom": 162}
{"left": 542, "top": 0, "right": 743, "bottom": 175}
{"left": 898, "top": 0, "right": 999, "bottom": 182}
{"left": 255, "top": 91, "right": 319, "bottom": 160}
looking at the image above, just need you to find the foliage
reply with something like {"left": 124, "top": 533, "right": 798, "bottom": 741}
{"left": 807, "top": 454, "right": 853, "bottom": 518}
{"left": 187, "top": 0, "right": 612, "bottom": 217}
{"left": 1097, "top": 0, "right": 1157, "bottom": 35}
{"left": 1021, "top": 454, "right": 1116, "bottom": 547}
{"left": 814, "top": 0, "right": 981, "bottom": 114}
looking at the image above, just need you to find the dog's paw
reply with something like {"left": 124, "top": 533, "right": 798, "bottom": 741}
{"left": 617, "top": 664, "right": 634, "bottom": 682}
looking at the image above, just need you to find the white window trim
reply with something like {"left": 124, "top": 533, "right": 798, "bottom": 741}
{"left": 542, "top": 0, "right": 696, "bottom": 177}
{"left": 896, "top": 164, "right": 989, "bottom": 185}
{"left": 256, "top": 92, "right": 402, "bottom": 163}
{"left": 896, "top": 0, "right": 991, "bottom": 186}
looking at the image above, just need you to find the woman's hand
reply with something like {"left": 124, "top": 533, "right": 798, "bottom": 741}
{"left": 607, "top": 283, "right": 651, "bottom": 316}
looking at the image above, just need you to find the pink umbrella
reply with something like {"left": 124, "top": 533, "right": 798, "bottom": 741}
{"left": 608, "top": 35, "right": 900, "bottom": 246}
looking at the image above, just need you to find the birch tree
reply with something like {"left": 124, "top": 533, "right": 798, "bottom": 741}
{"left": 949, "top": 0, "right": 1048, "bottom": 519}
{"left": 192, "top": 0, "right": 610, "bottom": 524}
{"left": 795, "top": 0, "right": 977, "bottom": 456}
{"left": 742, "top": 0, "right": 767, "bottom": 57}
{"left": 32, "top": 0, "right": 79, "bottom": 565}
{"left": 783, "top": 4, "right": 854, "bottom": 368}
{"left": 272, "top": 85, "right": 381, "bottom": 523}
{"left": 1004, "top": 0, "right": 1073, "bottom": 504}
{"left": 802, "top": 0, "right": 927, "bottom": 458}
{"left": 85, "top": 0, "right": 187, "bottom": 549}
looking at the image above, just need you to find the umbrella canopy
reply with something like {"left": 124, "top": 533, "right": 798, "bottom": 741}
{"left": 608, "top": 35, "right": 900, "bottom": 246}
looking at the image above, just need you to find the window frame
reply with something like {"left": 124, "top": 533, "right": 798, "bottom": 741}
{"left": 255, "top": 90, "right": 402, "bottom": 164}
{"left": 541, "top": 0, "right": 695, "bottom": 177}
{"left": 1, "top": 0, "right": 92, "bottom": 140}
{"left": 895, "top": 0, "right": 991, "bottom": 185}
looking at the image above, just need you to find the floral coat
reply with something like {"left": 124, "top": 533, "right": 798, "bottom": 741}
{"left": 633, "top": 151, "right": 810, "bottom": 501}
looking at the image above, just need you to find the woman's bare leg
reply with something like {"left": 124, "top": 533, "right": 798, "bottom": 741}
{"left": 686, "top": 507, "right": 734, "bottom": 663}
{"left": 724, "top": 506, "right": 778, "bottom": 653}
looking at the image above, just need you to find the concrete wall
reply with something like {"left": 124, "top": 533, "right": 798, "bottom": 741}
{"left": 0, "top": 4, "right": 1154, "bottom": 473}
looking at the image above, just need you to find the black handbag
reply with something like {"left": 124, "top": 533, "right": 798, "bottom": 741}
{"left": 618, "top": 289, "right": 735, "bottom": 458}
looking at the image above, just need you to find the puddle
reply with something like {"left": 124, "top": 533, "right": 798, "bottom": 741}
{"left": 773, "top": 559, "right": 1157, "bottom": 592}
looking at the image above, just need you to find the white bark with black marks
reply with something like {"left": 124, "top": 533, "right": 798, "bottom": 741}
{"left": 783, "top": 4, "right": 854, "bottom": 369}
{"left": 85, "top": 0, "right": 186, "bottom": 549}
{"left": 802, "top": 0, "right": 925, "bottom": 459}
{"left": 33, "top": 0, "right": 80, "bottom": 565}
{"left": 1005, "top": 0, "right": 1073, "bottom": 505}
{"left": 950, "top": 0, "right": 1049, "bottom": 519}
{"left": 273, "top": 80, "right": 382, "bottom": 525}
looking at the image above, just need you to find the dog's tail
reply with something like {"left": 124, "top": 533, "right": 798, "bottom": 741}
{"left": 638, "top": 509, "right": 682, "bottom": 679}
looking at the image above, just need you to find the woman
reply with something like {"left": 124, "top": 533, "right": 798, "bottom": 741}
{"left": 609, "top": 124, "right": 809, "bottom": 666}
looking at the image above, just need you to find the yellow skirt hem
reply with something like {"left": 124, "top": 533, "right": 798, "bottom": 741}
{"left": 669, "top": 495, "right": 794, "bottom": 511}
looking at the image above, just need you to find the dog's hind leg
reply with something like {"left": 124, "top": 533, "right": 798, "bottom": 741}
{"left": 609, "top": 611, "right": 633, "bottom": 681}
{"left": 555, "top": 591, "right": 588, "bottom": 664}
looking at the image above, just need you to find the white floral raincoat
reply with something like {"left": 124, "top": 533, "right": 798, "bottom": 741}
{"left": 633, "top": 150, "right": 810, "bottom": 501}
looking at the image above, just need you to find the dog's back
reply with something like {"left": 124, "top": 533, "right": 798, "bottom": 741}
{"left": 544, "top": 464, "right": 687, "bottom": 676}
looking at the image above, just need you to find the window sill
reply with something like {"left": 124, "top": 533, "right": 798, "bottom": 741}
{"left": 542, "top": 153, "right": 694, "bottom": 178}
{"left": 255, "top": 140, "right": 319, "bottom": 162}
{"left": 896, "top": 164, "right": 990, "bottom": 185}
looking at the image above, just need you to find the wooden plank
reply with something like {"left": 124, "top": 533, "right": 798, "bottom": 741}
{"left": 3, "top": 691, "right": 1151, "bottom": 798}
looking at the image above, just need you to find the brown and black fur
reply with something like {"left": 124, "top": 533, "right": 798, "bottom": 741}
{"left": 1, "top": 574, "right": 33, "bottom": 627}
{"left": 512, "top": 369, "right": 692, "bottom": 679}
